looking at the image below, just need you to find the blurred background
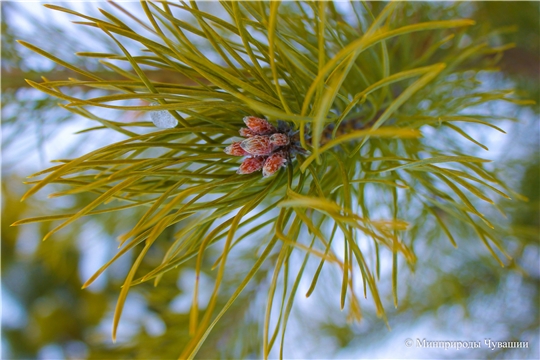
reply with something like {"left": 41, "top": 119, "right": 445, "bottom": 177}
{"left": 2, "top": 1, "right": 539, "bottom": 359}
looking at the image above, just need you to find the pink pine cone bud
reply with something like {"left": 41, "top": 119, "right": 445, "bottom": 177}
{"left": 243, "top": 116, "right": 276, "bottom": 135}
{"left": 262, "top": 152, "right": 288, "bottom": 177}
{"left": 237, "top": 157, "right": 265, "bottom": 174}
{"left": 240, "top": 135, "right": 274, "bottom": 156}
{"left": 224, "top": 141, "right": 249, "bottom": 156}
{"left": 269, "top": 133, "right": 289, "bottom": 147}
{"left": 226, "top": 117, "right": 307, "bottom": 177}
{"left": 239, "top": 128, "right": 256, "bottom": 137}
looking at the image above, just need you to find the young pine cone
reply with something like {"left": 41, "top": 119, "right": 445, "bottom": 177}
{"left": 224, "top": 116, "right": 307, "bottom": 177}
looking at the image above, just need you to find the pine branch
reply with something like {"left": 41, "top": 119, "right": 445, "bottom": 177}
{"left": 10, "top": 1, "right": 533, "bottom": 358}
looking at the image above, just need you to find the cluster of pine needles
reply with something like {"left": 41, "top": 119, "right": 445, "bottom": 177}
{"left": 11, "top": 1, "right": 533, "bottom": 358}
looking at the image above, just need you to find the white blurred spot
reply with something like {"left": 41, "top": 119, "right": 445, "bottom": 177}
{"left": 65, "top": 341, "right": 88, "bottom": 360}
{"left": 77, "top": 221, "right": 109, "bottom": 292}
{"left": 151, "top": 110, "right": 178, "bottom": 129}
{"left": 38, "top": 344, "right": 64, "bottom": 360}
{"left": 170, "top": 269, "right": 212, "bottom": 313}
{"left": 2, "top": 288, "right": 28, "bottom": 329}
{"left": 143, "top": 313, "right": 166, "bottom": 337}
